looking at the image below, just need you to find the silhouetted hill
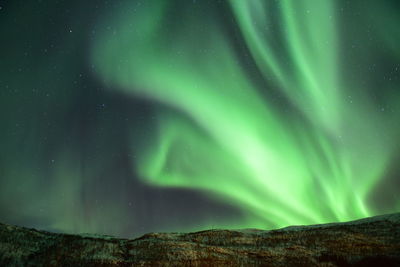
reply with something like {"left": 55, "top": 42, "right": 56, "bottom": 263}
{"left": 1, "top": 213, "right": 399, "bottom": 266}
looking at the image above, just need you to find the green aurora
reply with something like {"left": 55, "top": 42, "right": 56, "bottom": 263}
{"left": 0, "top": 0, "right": 399, "bottom": 237}
{"left": 93, "top": 0, "right": 400, "bottom": 229}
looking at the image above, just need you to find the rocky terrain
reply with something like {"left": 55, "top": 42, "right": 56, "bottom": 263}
{"left": 1, "top": 213, "right": 399, "bottom": 266}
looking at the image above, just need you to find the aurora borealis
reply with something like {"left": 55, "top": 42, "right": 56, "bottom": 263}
{"left": 0, "top": 0, "right": 399, "bottom": 238}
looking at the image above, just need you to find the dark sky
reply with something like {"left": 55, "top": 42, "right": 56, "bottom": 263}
{"left": 0, "top": 0, "right": 399, "bottom": 238}
{"left": 0, "top": 0, "right": 246, "bottom": 237}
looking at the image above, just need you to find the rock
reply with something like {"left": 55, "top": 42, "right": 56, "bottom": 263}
{"left": 1, "top": 213, "right": 399, "bottom": 266}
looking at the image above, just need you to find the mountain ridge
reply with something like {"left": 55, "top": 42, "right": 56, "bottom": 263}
{"left": 1, "top": 212, "right": 399, "bottom": 266}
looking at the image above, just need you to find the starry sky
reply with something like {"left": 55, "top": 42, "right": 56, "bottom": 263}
{"left": 0, "top": 0, "right": 399, "bottom": 238}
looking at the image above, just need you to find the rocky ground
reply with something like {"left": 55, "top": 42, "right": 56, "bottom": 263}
{"left": 1, "top": 213, "right": 399, "bottom": 266}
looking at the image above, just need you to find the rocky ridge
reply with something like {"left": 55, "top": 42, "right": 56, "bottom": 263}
{"left": 1, "top": 213, "right": 399, "bottom": 266}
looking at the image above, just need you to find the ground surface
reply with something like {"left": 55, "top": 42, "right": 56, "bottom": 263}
{"left": 1, "top": 213, "right": 399, "bottom": 266}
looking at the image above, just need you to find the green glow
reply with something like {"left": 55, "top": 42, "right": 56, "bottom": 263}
{"left": 92, "top": 0, "right": 400, "bottom": 229}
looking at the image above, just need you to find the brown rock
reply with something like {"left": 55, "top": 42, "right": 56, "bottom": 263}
{"left": 1, "top": 213, "right": 399, "bottom": 266}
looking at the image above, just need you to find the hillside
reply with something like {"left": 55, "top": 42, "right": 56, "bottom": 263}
{"left": 1, "top": 213, "right": 399, "bottom": 266}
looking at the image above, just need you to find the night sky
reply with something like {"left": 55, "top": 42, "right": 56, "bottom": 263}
{"left": 0, "top": 0, "right": 399, "bottom": 238}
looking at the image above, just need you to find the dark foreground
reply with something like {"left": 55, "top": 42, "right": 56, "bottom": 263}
{"left": 1, "top": 213, "right": 399, "bottom": 266}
